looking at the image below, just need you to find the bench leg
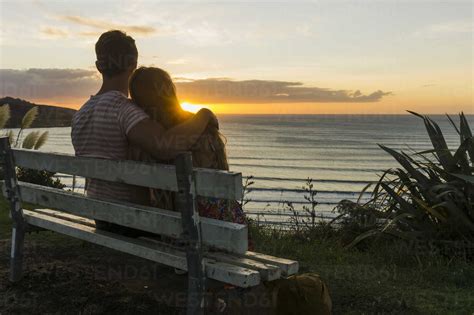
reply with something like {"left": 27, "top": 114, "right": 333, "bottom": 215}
{"left": 0, "top": 137, "right": 27, "bottom": 282}
{"left": 175, "top": 153, "right": 206, "bottom": 314}
{"left": 10, "top": 226, "right": 26, "bottom": 282}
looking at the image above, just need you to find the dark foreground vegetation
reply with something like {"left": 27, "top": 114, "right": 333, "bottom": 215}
{"left": 0, "top": 197, "right": 473, "bottom": 314}
{"left": 250, "top": 222, "right": 473, "bottom": 314}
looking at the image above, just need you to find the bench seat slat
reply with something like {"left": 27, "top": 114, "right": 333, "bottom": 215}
{"left": 12, "top": 149, "right": 243, "bottom": 200}
{"left": 22, "top": 209, "right": 260, "bottom": 288}
{"left": 239, "top": 252, "right": 299, "bottom": 276}
{"left": 205, "top": 252, "right": 281, "bottom": 281}
{"left": 33, "top": 209, "right": 95, "bottom": 227}
{"left": 140, "top": 236, "right": 282, "bottom": 281}
{"left": 1, "top": 182, "right": 248, "bottom": 254}
{"left": 32, "top": 210, "right": 283, "bottom": 282}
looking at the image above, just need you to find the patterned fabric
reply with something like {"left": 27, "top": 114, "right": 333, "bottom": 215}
{"left": 196, "top": 197, "right": 253, "bottom": 250}
{"left": 151, "top": 192, "right": 247, "bottom": 225}
{"left": 196, "top": 197, "right": 247, "bottom": 225}
{"left": 151, "top": 192, "right": 253, "bottom": 249}
{"left": 71, "top": 90, "right": 149, "bottom": 202}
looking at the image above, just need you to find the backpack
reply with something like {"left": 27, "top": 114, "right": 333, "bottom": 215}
{"left": 269, "top": 273, "right": 332, "bottom": 315}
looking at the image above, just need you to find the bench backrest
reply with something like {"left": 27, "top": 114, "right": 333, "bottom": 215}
{"left": 13, "top": 149, "right": 243, "bottom": 200}
{"left": 4, "top": 148, "right": 248, "bottom": 254}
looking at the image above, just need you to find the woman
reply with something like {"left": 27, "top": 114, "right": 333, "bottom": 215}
{"left": 129, "top": 66, "right": 248, "bottom": 226}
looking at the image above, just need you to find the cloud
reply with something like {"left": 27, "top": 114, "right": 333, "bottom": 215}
{"left": 0, "top": 68, "right": 100, "bottom": 101}
{"left": 60, "top": 15, "right": 157, "bottom": 36}
{"left": 167, "top": 59, "right": 189, "bottom": 65}
{"left": 40, "top": 27, "right": 69, "bottom": 38}
{"left": 414, "top": 20, "right": 473, "bottom": 37}
{"left": 176, "top": 22, "right": 233, "bottom": 46}
{"left": 0, "top": 68, "right": 390, "bottom": 105}
{"left": 175, "top": 78, "right": 391, "bottom": 103}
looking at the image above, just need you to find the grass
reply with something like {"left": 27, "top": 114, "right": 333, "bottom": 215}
{"left": 0, "top": 197, "right": 84, "bottom": 250}
{"left": 249, "top": 223, "right": 474, "bottom": 314}
{"left": 1, "top": 198, "right": 473, "bottom": 314}
{"left": 0, "top": 197, "right": 11, "bottom": 239}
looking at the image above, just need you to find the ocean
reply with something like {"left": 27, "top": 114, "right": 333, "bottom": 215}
{"left": 13, "top": 114, "right": 473, "bottom": 223}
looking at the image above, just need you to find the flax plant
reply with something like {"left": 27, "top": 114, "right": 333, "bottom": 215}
{"left": 337, "top": 112, "right": 474, "bottom": 251}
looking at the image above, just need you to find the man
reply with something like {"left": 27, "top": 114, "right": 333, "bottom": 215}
{"left": 71, "top": 30, "right": 215, "bottom": 231}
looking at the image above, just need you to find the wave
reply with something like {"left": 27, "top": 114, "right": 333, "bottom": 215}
{"left": 245, "top": 176, "right": 375, "bottom": 184}
{"left": 246, "top": 200, "right": 340, "bottom": 205}
{"left": 250, "top": 187, "right": 371, "bottom": 195}
{"left": 228, "top": 143, "right": 450, "bottom": 150}
{"left": 232, "top": 156, "right": 393, "bottom": 162}
{"left": 231, "top": 163, "right": 382, "bottom": 172}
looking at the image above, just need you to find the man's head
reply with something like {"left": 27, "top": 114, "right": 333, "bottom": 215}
{"left": 95, "top": 30, "right": 138, "bottom": 78}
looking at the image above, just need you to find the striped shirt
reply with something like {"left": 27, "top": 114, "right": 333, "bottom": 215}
{"left": 71, "top": 91, "right": 149, "bottom": 202}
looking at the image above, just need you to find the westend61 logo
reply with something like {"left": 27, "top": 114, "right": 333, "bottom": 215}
{"left": 330, "top": 264, "right": 398, "bottom": 282}
{"left": 2, "top": 292, "right": 39, "bottom": 309}
{"left": 0, "top": 240, "right": 48, "bottom": 256}
{"left": 151, "top": 290, "right": 277, "bottom": 309}
{"left": 93, "top": 264, "right": 164, "bottom": 281}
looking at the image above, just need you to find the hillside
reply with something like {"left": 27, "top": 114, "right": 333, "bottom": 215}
{"left": 0, "top": 97, "right": 76, "bottom": 128}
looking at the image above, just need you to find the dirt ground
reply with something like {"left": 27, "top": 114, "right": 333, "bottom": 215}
{"left": 0, "top": 233, "right": 276, "bottom": 314}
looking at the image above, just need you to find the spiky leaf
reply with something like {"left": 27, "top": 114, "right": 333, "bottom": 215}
{"left": 379, "top": 144, "right": 430, "bottom": 187}
{"left": 6, "top": 130, "right": 14, "bottom": 144}
{"left": 22, "top": 131, "right": 40, "bottom": 149}
{"left": 0, "top": 104, "right": 11, "bottom": 129}
{"left": 425, "top": 117, "right": 457, "bottom": 172}
{"left": 446, "top": 113, "right": 461, "bottom": 136}
{"left": 459, "top": 113, "right": 474, "bottom": 164}
{"left": 34, "top": 131, "right": 49, "bottom": 150}
{"left": 21, "top": 107, "right": 38, "bottom": 129}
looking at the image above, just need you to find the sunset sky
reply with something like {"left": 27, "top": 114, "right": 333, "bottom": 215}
{"left": 0, "top": 0, "right": 472, "bottom": 114}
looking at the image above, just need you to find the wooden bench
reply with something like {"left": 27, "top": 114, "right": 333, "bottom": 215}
{"left": 0, "top": 138, "right": 298, "bottom": 313}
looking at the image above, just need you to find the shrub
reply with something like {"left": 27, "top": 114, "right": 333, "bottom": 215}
{"left": 16, "top": 168, "right": 65, "bottom": 189}
{"left": 0, "top": 104, "right": 64, "bottom": 189}
{"left": 336, "top": 112, "right": 474, "bottom": 253}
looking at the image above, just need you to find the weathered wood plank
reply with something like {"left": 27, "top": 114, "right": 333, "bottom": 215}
{"left": 206, "top": 252, "right": 281, "bottom": 281}
{"left": 33, "top": 209, "right": 95, "bottom": 227}
{"left": 28, "top": 208, "right": 283, "bottom": 283}
{"left": 26, "top": 210, "right": 282, "bottom": 282}
{"left": 22, "top": 210, "right": 260, "bottom": 288}
{"left": 175, "top": 153, "right": 206, "bottom": 314}
{"left": 0, "top": 181, "right": 248, "bottom": 254}
{"left": 141, "top": 237, "right": 281, "bottom": 282}
{"left": 12, "top": 149, "right": 243, "bottom": 200}
{"left": 0, "top": 137, "right": 26, "bottom": 282}
{"left": 240, "top": 252, "right": 299, "bottom": 276}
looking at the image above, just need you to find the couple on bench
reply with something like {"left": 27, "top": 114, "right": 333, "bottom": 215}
{"left": 71, "top": 30, "right": 247, "bottom": 236}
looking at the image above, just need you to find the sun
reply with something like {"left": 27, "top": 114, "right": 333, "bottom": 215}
{"left": 180, "top": 102, "right": 209, "bottom": 113}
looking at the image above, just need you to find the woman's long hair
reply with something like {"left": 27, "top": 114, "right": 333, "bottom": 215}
{"left": 129, "top": 66, "right": 229, "bottom": 170}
